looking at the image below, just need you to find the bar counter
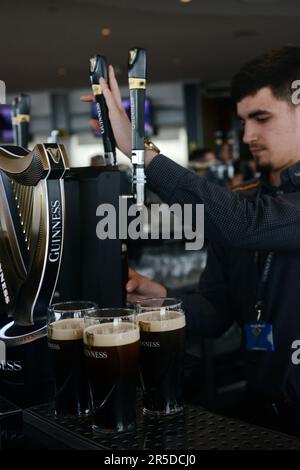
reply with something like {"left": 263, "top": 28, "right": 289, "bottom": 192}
{"left": 22, "top": 399, "right": 300, "bottom": 450}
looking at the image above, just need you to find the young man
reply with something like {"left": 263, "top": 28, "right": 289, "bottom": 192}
{"left": 82, "top": 46, "right": 300, "bottom": 432}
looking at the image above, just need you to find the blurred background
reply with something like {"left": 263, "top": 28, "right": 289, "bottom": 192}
{"left": 1, "top": 0, "right": 300, "bottom": 168}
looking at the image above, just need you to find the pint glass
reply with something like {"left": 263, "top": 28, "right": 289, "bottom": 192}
{"left": 84, "top": 309, "right": 140, "bottom": 433}
{"left": 47, "top": 301, "right": 97, "bottom": 415}
{"left": 136, "top": 298, "right": 186, "bottom": 416}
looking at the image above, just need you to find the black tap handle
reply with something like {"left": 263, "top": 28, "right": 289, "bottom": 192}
{"left": 17, "top": 94, "right": 30, "bottom": 149}
{"left": 12, "top": 98, "right": 19, "bottom": 145}
{"left": 128, "top": 48, "right": 146, "bottom": 151}
{"left": 128, "top": 48, "right": 147, "bottom": 80}
{"left": 90, "top": 55, "right": 116, "bottom": 164}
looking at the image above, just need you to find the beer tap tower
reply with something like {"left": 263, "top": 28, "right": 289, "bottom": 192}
{"left": 128, "top": 47, "right": 147, "bottom": 207}
{"left": 0, "top": 61, "right": 123, "bottom": 406}
{"left": 0, "top": 48, "right": 147, "bottom": 407}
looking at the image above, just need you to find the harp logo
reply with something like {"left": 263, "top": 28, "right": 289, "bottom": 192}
{"left": 0, "top": 80, "right": 5, "bottom": 105}
{"left": 0, "top": 263, "right": 10, "bottom": 304}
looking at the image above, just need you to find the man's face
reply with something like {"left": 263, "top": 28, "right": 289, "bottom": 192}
{"left": 237, "top": 87, "right": 300, "bottom": 173}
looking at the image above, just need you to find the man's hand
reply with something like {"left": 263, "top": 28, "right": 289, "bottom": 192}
{"left": 81, "top": 65, "right": 131, "bottom": 158}
{"left": 127, "top": 268, "right": 167, "bottom": 304}
{"left": 80, "top": 65, "right": 159, "bottom": 166}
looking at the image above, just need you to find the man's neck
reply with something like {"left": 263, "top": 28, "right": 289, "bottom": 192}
{"left": 268, "top": 159, "right": 300, "bottom": 187}
{"left": 268, "top": 170, "right": 282, "bottom": 187}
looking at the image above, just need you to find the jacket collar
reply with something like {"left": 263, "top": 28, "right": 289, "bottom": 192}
{"left": 259, "top": 160, "right": 300, "bottom": 192}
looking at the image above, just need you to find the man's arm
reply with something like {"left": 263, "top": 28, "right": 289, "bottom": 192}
{"left": 82, "top": 66, "right": 300, "bottom": 251}
{"left": 146, "top": 155, "right": 300, "bottom": 251}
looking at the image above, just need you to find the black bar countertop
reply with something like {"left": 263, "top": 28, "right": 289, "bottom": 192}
{"left": 22, "top": 400, "right": 300, "bottom": 451}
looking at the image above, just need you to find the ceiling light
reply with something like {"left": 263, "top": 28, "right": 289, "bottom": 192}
{"left": 101, "top": 28, "right": 112, "bottom": 37}
{"left": 180, "top": 0, "right": 192, "bottom": 3}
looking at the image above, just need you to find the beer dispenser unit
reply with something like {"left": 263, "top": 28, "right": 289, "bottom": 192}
{"left": 0, "top": 48, "right": 147, "bottom": 407}
{"left": 0, "top": 141, "right": 69, "bottom": 406}
{"left": 0, "top": 59, "right": 125, "bottom": 406}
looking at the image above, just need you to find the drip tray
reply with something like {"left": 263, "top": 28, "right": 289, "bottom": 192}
{"left": 23, "top": 401, "right": 300, "bottom": 450}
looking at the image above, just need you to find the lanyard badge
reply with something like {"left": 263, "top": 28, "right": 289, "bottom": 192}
{"left": 245, "top": 252, "right": 275, "bottom": 352}
{"left": 245, "top": 321, "right": 275, "bottom": 352}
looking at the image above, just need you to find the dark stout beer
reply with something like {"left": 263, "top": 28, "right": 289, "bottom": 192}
{"left": 138, "top": 310, "right": 186, "bottom": 415}
{"left": 48, "top": 318, "right": 89, "bottom": 415}
{"left": 84, "top": 322, "right": 139, "bottom": 433}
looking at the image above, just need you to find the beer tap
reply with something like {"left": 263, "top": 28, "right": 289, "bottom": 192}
{"left": 11, "top": 97, "right": 19, "bottom": 145}
{"left": 128, "top": 47, "right": 147, "bottom": 208}
{"left": 90, "top": 55, "right": 116, "bottom": 166}
{"left": 16, "top": 93, "right": 31, "bottom": 149}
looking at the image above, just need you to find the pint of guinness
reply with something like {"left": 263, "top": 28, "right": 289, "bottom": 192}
{"left": 47, "top": 301, "right": 97, "bottom": 415}
{"left": 84, "top": 309, "right": 139, "bottom": 433}
{"left": 137, "top": 300, "right": 186, "bottom": 416}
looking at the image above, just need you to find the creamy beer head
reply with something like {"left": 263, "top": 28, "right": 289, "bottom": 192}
{"left": 138, "top": 310, "right": 186, "bottom": 332}
{"left": 84, "top": 322, "right": 140, "bottom": 347}
{"left": 48, "top": 318, "right": 84, "bottom": 341}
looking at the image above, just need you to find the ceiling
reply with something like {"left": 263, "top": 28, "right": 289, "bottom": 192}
{"left": 2, "top": 0, "right": 300, "bottom": 93}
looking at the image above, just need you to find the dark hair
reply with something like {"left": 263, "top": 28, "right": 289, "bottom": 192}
{"left": 231, "top": 46, "right": 300, "bottom": 104}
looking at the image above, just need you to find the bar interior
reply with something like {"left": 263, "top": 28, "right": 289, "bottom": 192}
{"left": 1, "top": 0, "right": 300, "bottom": 452}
